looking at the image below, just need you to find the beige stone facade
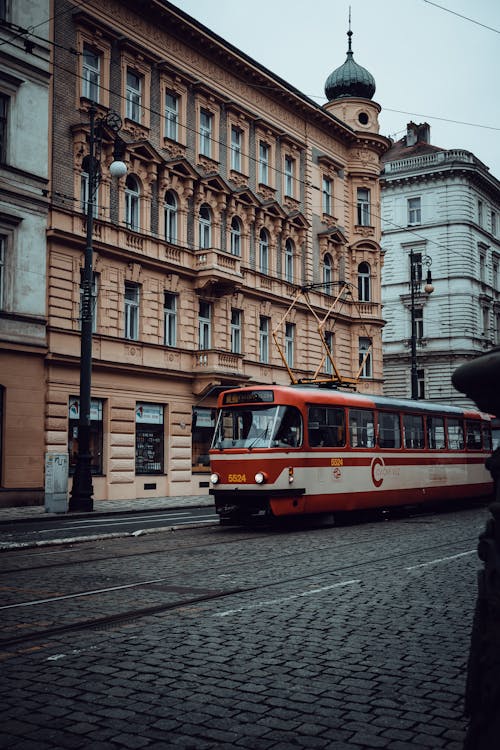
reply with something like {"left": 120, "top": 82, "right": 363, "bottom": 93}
{"left": 41, "top": 0, "right": 389, "bottom": 504}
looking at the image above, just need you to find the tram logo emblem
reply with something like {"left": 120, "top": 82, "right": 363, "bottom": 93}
{"left": 371, "top": 457, "right": 400, "bottom": 487}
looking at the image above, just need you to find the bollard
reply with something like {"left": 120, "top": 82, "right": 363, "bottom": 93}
{"left": 452, "top": 347, "right": 500, "bottom": 749}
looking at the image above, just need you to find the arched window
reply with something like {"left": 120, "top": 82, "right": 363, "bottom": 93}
{"left": 230, "top": 216, "right": 241, "bottom": 256}
{"left": 125, "top": 175, "right": 140, "bottom": 231}
{"left": 284, "top": 239, "right": 294, "bottom": 283}
{"left": 259, "top": 228, "right": 269, "bottom": 274}
{"left": 323, "top": 253, "right": 333, "bottom": 293}
{"left": 358, "top": 261, "right": 371, "bottom": 302}
{"left": 164, "top": 190, "right": 177, "bottom": 243}
{"left": 199, "top": 204, "right": 211, "bottom": 249}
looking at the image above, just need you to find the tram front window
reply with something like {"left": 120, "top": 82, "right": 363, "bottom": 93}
{"left": 212, "top": 405, "right": 302, "bottom": 449}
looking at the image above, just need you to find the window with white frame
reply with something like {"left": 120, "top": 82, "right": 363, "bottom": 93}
{"left": 126, "top": 69, "right": 142, "bottom": 122}
{"left": 200, "top": 109, "right": 212, "bottom": 158}
{"left": 164, "top": 91, "right": 179, "bottom": 141}
{"left": 82, "top": 45, "right": 100, "bottom": 102}
{"left": 230, "top": 126, "right": 242, "bottom": 172}
{"left": 79, "top": 271, "right": 99, "bottom": 333}
{"left": 407, "top": 196, "right": 421, "bottom": 225}
{"left": 259, "top": 316, "right": 269, "bottom": 364}
{"left": 80, "top": 168, "right": 98, "bottom": 218}
{"left": 259, "top": 228, "right": 269, "bottom": 274}
{"left": 323, "top": 253, "right": 333, "bottom": 294}
{"left": 0, "top": 94, "right": 8, "bottom": 164}
{"left": 324, "top": 331, "right": 334, "bottom": 375}
{"left": 413, "top": 307, "right": 424, "bottom": 340}
{"left": 125, "top": 175, "right": 140, "bottom": 231}
{"left": 164, "top": 190, "right": 177, "bottom": 243}
{"left": 417, "top": 369, "right": 425, "bottom": 400}
{"left": 0, "top": 234, "right": 5, "bottom": 310}
{"left": 322, "top": 176, "right": 332, "bottom": 215}
{"left": 357, "top": 262, "right": 371, "bottom": 302}
{"left": 284, "top": 239, "right": 294, "bottom": 283}
{"left": 285, "top": 322, "right": 295, "bottom": 367}
{"left": 230, "top": 216, "right": 241, "bottom": 256}
{"left": 479, "top": 249, "right": 486, "bottom": 283}
{"left": 259, "top": 141, "right": 269, "bottom": 184}
{"left": 358, "top": 337, "right": 372, "bottom": 378}
{"left": 284, "top": 156, "right": 294, "bottom": 197}
{"left": 164, "top": 292, "right": 177, "bottom": 346}
{"left": 124, "top": 281, "right": 140, "bottom": 340}
{"left": 410, "top": 251, "right": 423, "bottom": 283}
{"left": 199, "top": 300, "right": 211, "bottom": 349}
{"left": 231, "top": 309, "right": 242, "bottom": 354}
{"left": 357, "top": 187, "right": 371, "bottom": 226}
{"left": 199, "top": 204, "right": 211, "bottom": 249}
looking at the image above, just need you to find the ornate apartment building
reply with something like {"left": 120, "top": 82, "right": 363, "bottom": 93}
{"left": 0, "top": 0, "right": 50, "bottom": 506}
{"left": 381, "top": 122, "right": 500, "bottom": 405}
{"left": 2, "top": 0, "right": 390, "bottom": 505}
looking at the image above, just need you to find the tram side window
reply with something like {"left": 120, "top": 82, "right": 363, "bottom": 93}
{"left": 403, "top": 413, "right": 425, "bottom": 449}
{"left": 348, "top": 408, "right": 375, "bottom": 448}
{"left": 378, "top": 411, "right": 401, "bottom": 448}
{"left": 483, "top": 422, "right": 492, "bottom": 452}
{"left": 427, "top": 416, "right": 446, "bottom": 449}
{"left": 465, "top": 420, "right": 483, "bottom": 450}
{"left": 447, "top": 418, "right": 464, "bottom": 450}
{"left": 308, "top": 406, "right": 345, "bottom": 447}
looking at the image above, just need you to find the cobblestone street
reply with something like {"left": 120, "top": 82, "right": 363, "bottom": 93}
{"left": 0, "top": 504, "right": 487, "bottom": 749}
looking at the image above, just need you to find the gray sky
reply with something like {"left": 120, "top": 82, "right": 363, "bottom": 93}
{"left": 172, "top": 0, "right": 500, "bottom": 180}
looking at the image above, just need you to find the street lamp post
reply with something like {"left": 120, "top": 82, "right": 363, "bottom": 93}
{"left": 68, "top": 106, "right": 127, "bottom": 512}
{"left": 409, "top": 249, "right": 434, "bottom": 400}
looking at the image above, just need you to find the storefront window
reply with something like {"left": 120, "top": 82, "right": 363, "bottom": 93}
{"left": 192, "top": 407, "right": 215, "bottom": 470}
{"left": 135, "top": 402, "right": 164, "bottom": 474}
{"left": 68, "top": 397, "right": 104, "bottom": 475}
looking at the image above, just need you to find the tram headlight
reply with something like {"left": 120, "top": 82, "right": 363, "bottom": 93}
{"left": 210, "top": 473, "right": 220, "bottom": 485}
{"left": 254, "top": 471, "right": 267, "bottom": 484}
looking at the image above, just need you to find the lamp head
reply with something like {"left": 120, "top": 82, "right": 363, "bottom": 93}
{"left": 109, "top": 160, "right": 127, "bottom": 178}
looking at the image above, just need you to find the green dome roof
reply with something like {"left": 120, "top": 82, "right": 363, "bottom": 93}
{"left": 325, "top": 29, "right": 376, "bottom": 101}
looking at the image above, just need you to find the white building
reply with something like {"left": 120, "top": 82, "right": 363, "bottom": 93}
{"left": 380, "top": 123, "right": 500, "bottom": 406}
{"left": 0, "top": 1, "right": 50, "bottom": 505}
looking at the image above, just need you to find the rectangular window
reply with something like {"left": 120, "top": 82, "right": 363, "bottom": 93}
{"left": 231, "top": 309, "right": 242, "bottom": 354}
{"left": 126, "top": 69, "right": 142, "bottom": 122}
{"left": 199, "top": 300, "right": 211, "bottom": 349}
{"left": 414, "top": 308, "right": 424, "bottom": 340}
{"left": 308, "top": 406, "right": 345, "bottom": 447}
{"left": 82, "top": 45, "right": 100, "bottom": 102}
{"left": 68, "top": 397, "right": 103, "bottom": 475}
{"left": 403, "top": 413, "right": 425, "bottom": 449}
{"left": 80, "top": 171, "right": 98, "bottom": 218}
{"left": 230, "top": 126, "right": 242, "bottom": 172}
{"left": 465, "top": 420, "right": 483, "bottom": 450}
{"left": 285, "top": 322, "right": 295, "bottom": 367}
{"left": 324, "top": 331, "right": 334, "bottom": 375}
{"left": 259, "top": 141, "right": 269, "bottom": 184}
{"left": 0, "top": 234, "right": 5, "bottom": 310}
{"left": 0, "top": 94, "right": 8, "bottom": 164}
{"left": 192, "top": 407, "right": 214, "bottom": 470}
{"left": 200, "top": 110, "right": 212, "bottom": 157}
{"left": 447, "top": 418, "right": 464, "bottom": 450}
{"left": 135, "top": 403, "right": 164, "bottom": 474}
{"left": 427, "top": 416, "right": 446, "bottom": 449}
{"left": 322, "top": 177, "right": 332, "bottom": 215}
{"left": 417, "top": 368, "right": 425, "bottom": 400}
{"left": 165, "top": 91, "right": 179, "bottom": 141}
{"left": 407, "top": 196, "right": 421, "bottom": 225}
{"left": 79, "top": 271, "right": 98, "bottom": 333}
{"left": 124, "top": 281, "right": 139, "bottom": 340}
{"left": 479, "top": 251, "right": 486, "bottom": 283}
{"left": 358, "top": 337, "right": 372, "bottom": 378}
{"left": 284, "top": 156, "right": 294, "bottom": 197}
{"left": 357, "top": 187, "right": 371, "bottom": 226}
{"left": 349, "top": 408, "right": 375, "bottom": 448}
{"left": 492, "top": 211, "right": 497, "bottom": 236}
{"left": 478, "top": 199, "right": 483, "bottom": 226}
{"left": 259, "top": 316, "right": 269, "bottom": 364}
{"left": 164, "top": 292, "right": 177, "bottom": 347}
{"left": 378, "top": 412, "right": 401, "bottom": 449}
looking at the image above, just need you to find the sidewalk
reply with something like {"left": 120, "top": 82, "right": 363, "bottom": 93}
{"left": 0, "top": 494, "right": 212, "bottom": 523}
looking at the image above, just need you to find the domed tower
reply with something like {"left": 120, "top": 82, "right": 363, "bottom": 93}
{"left": 323, "top": 18, "right": 381, "bottom": 133}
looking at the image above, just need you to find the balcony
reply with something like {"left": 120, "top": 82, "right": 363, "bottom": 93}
{"left": 194, "top": 248, "right": 242, "bottom": 295}
{"left": 192, "top": 349, "right": 248, "bottom": 396}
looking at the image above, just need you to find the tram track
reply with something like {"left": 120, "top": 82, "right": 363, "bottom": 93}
{"left": 0, "top": 530, "right": 482, "bottom": 651}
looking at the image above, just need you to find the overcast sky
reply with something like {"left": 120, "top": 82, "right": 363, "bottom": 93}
{"left": 172, "top": 0, "right": 500, "bottom": 180}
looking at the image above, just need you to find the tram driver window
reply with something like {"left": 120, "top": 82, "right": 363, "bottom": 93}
{"left": 403, "top": 414, "right": 425, "bottom": 449}
{"left": 447, "top": 418, "right": 464, "bottom": 450}
{"left": 427, "top": 416, "right": 446, "bottom": 449}
{"left": 308, "top": 406, "right": 345, "bottom": 447}
{"left": 378, "top": 412, "right": 401, "bottom": 449}
{"left": 348, "top": 408, "right": 374, "bottom": 448}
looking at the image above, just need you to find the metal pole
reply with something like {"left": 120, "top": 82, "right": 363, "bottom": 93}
{"left": 410, "top": 250, "right": 418, "bottom": 400}
{"left": 68, "top": 106, "right": 96, "bottom": 512}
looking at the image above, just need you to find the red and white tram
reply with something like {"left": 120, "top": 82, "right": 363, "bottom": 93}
{"left": 209, "top": 385, "right": 493, "bottom": 524}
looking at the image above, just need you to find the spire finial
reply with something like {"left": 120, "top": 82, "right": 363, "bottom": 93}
{"left": 347, "top": 6, "right": 353, "bottom": 54}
